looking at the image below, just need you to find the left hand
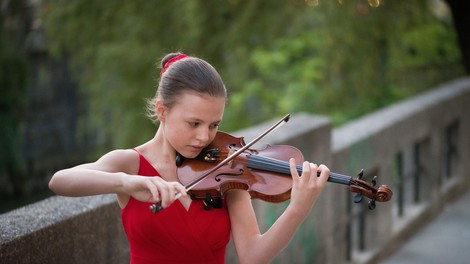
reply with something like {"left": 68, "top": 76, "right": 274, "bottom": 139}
{"left": 288, "top": 158, "right": 330, "bottom": 219}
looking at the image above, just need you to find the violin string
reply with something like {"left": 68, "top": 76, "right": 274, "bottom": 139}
{"left": 247, "top": 155, "right": 352, "bottom": 186}
{"left": 209, "top": 150, "right": 353, "bottom": 186}
{"left": 201, "top": 150, "right": 384, "bottom": 203}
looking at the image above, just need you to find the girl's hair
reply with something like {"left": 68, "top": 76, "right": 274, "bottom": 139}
{"left": 146, "top": 52, "right": 227, "bottom": 124}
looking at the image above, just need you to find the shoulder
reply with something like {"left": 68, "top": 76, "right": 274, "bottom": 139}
{"left": 81, "top": 149, "right": 140, "bottom": 175}
{"left": 98, "top": 149, "right": 139, "bottom": 163}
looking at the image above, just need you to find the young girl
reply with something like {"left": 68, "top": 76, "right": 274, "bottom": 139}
{"left": 49, "top": 52, "right": 330, "bottom": 264}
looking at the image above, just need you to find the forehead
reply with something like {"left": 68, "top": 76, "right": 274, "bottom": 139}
{"left": 173, "top": 91, "right": 225, "bottom": 120}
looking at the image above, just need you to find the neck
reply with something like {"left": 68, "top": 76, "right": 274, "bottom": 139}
{"left": 140, "top": 127, "right": 176, "bottom": 165}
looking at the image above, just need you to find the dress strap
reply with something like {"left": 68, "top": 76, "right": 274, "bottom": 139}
{"left": 131, "top": 148, "right": 142, "bottom": 156}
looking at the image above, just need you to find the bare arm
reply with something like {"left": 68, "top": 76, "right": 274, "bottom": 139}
{"left": 48, "top": 149, "right": 186, "bottom": 208}
{"left": 227, "top": 159, "right": 329, "bottom": 264}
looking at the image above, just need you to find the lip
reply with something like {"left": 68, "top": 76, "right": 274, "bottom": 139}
{"left": 188, "top": 145, "right": 205, "bottom": 152}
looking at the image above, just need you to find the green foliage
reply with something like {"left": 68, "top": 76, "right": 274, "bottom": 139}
{"left": 40, "top": 0, "right": 464, "bottom": 151}
{"left": 225, "top": 31, "right": 325, "bottom": 129}
{"left": 388, "top": 20, "right": 462, "bottom": 90}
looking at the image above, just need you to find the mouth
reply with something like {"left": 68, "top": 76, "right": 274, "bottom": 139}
{"left": 188, "top": 145, "right": 205, "bottom": 153}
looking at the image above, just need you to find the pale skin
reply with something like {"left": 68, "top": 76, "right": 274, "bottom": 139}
{"left": 49, "top": 91, "right": 330, "bottom": 264}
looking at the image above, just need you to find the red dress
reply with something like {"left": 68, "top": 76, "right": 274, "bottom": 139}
{"left": 121, "top": 150, "right": 231, "bottom": 264}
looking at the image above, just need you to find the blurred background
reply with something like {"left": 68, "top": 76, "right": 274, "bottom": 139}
{"left": 0, "top": 0, "right": 467, "bottom": 214}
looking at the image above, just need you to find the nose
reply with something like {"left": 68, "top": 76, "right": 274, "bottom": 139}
{"left": 195, "top": 127, "right": 211, "bottom": 143}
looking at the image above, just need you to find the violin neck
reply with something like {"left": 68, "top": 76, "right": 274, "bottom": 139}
{"left": 247, "top": 155, "right": 352, "bottom": 186}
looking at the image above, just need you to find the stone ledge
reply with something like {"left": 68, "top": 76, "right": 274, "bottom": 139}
{"left": 0, "top": 194, "right": 129, "bottom": 264}
{"left": 1, "top": 195, "right": 117, "bottom": 243}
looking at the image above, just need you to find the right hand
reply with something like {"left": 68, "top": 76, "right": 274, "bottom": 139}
{"left": 122, "top": 175, "right": 187, "bottom": 208}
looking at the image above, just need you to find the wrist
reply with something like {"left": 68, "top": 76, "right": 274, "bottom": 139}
{"left": 116, "top": 172, "right": 131, "bottom": 195}
{"left": 285, "top": 202, "right": 310, "bottom": 223}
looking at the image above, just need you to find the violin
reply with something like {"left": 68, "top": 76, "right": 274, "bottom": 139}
{"left": 150, "top": 115, "right": 393, "bottom": 213}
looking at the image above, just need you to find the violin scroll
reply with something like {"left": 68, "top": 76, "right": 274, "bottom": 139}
{"left": 349, "top": 169, "right": 393, "bottom": 210}
{"left": 375, "top": 185, "right": 393, "bottom": 202}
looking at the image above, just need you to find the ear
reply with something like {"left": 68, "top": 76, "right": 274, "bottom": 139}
{"left": 155, "top": 99, "right": 167, "bottom": 123}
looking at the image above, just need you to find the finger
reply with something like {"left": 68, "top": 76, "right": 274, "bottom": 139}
{"left": 158, "top": 183, "right": 172, "bottom": 208}
{"left": 167, "top": 182, "right": 185, "bottom": 202}
{"left": 313, "top": 164, "right": 319, "bottom": 181}
{"left": 301, "top": 161, "right": 312, "bottom": 182}
{"left": 169, "top": 183, "right": 183, "bottom": 199}
{"left": 174, "top": 183, "right": 187, "bottom": 197}
{"left": 310, "top": 162, "right": 318, "bottom": 174}
{"left": 317, "top": 164, "right": 330, "bottom": 187}
{"left": 289, "top": 158, "right": 300, "bottom": 182}
{"left": 146, "top": 180, "right": 160, "bottom": 203}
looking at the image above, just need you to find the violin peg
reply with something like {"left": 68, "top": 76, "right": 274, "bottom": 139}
{"left": 371, "top": 176, "right": 377, "bottom": 186}
{"left": 353, "top": 193, "right": 363, "bottom": 203}
{"left": 201, "top": 148, "right": 219, "bottom": 163}
{"left": 368, "top": 200, "right": 376, "bottom": 210}
{"left": 357, "top": 169, "right": 364, "bottom": 179}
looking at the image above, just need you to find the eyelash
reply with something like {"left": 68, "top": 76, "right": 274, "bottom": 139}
{"left": 189, "top": 122, "right": 219, "bottom": 129}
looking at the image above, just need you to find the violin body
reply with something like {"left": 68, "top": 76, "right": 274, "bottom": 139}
{"left": 178, "top": 132, "right": 303, "bottom": 203}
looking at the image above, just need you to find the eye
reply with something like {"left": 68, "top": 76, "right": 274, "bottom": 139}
{"left": 209, "top": 123, "right": 220, "bottom": 129}
{"left": 188, "top": 122, "right": 199, "bottom": 127}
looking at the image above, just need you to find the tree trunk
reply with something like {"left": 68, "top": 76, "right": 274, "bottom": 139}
{"left": 446, "top": 0, "right": 470, "bottom": 74}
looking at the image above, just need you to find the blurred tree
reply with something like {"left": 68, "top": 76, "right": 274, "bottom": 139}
{"left": 446, "top": 0, "right": 470, "bottom": 73}
{"left": 41, "top": 0, "right": 307, "bottom": 148}
{"left": 227, "top": 0, "right": 463, "bottom": 126}
{"left": 39, "top": 0, "right": 464, "bottom": 151}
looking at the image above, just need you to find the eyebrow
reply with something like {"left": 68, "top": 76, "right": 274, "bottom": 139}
{"left": 187, "top": 117, "right": 222, "bottom": 124}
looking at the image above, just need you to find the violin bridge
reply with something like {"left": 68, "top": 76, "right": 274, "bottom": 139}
{"left": 227, "top": 148, "right": 237, "bottom": 166}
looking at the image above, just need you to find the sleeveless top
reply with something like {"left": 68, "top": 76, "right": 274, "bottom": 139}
{"left": 121, "top": 150, "right": 231, "bottom": 264}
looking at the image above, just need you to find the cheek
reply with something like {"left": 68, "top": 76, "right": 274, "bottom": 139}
{"left": 167, "top": 125, "right": 188, "bottom": 143}
{"left": 165, "top": 123, "right": 194, "bottom": 150}
{"left": 209, "top": 130, "right": 218, "bottom": 142}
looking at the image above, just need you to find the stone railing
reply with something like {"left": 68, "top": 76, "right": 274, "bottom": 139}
{"left": 330, "top": 77, "right": 470, "bottom": 263}
{"left": 1, "top": 78, "right": 469, "bottom": 264}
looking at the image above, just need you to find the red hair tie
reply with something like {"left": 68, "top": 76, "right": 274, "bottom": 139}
{"left": 160, "top": 54, "right": 189, "bottom": 77}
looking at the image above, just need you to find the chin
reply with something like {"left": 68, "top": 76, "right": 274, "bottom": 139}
{"left": 186, "top": 153, "right": 200, "bottom": 159}
{"left": 179, "top": 150, "right": 200, "bottom": 159}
